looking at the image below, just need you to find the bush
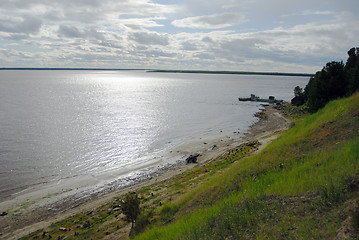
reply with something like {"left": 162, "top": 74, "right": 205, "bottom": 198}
{"left": 121, "top": 192, "right": 141, "bottom": 236}
{"left": 132, "top": 210, "right": 153, "bottom": 236}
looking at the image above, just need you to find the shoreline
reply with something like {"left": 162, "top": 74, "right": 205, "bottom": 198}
{"left": 0, "top": 68, "right": 313, "bottom": 77}
{"left": 0, "top": 104, "right": 291, "bottom": 240}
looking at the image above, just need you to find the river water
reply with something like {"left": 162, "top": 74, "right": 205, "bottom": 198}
{"left": 0, "top": 70, "right": 308, "bottom": 201}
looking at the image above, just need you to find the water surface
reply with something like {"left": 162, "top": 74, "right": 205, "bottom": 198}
{"left": 0, "top": 70, "right": 308, "bottom": 201}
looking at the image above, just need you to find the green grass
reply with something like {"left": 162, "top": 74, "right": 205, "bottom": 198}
{"left": 19, "top": 93, "right": 359, "bottom": 239}
{"left": 135, "top": 93, "right": 359, "bottom": 239}
{"left": 240, "top": 137, "right": 359, "bottom": 198}
{"left": 9, "top": 201, "right": 37, "bottom": 215}
{"left": 19, "top": 139, "right": 261, "bottom": 240}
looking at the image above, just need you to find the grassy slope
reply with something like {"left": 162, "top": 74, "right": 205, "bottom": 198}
{"left": 19, "top": 135, "right": 262, "bottom": 240}
{"left": 135, "top": 92, "right": 359, "bottom": 239}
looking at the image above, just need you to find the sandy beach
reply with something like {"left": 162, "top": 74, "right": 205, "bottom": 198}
{"left": 0, "top": 104, "right": 291, "bottom": 240}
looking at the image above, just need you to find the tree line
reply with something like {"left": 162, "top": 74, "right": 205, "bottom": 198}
{"left": 294, "top": 47, "right": 359, "bottom": 112}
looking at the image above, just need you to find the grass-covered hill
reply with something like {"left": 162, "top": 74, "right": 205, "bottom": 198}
{"left": 20, "top": 92, "right": 358, "bottom": 240}
{"left": 135, "top": 92, "right": 359, "bottom": 239}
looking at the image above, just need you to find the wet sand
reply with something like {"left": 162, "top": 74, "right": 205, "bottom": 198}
{"left": 0, "top": 104, "right": 291, "bottom": 240}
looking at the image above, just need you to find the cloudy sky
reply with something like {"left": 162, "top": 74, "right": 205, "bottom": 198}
{"left": 0, "top": 0, "right": 358, "bottom": 73}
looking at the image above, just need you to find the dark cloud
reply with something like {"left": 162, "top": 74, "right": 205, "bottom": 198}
{"left": 129, "top": 32, "right": 169, "bottom": 46}
{"left": 202, "top": 36, "right": 213, "bottom": 43}
{"left": 58, "top": 25, "right": 105, "bottom": 40}
{"left": 181, "top": 40, "right": 198, "bottom": 51}
{"left": 4, "top": 33, "right": 29, "bottom": 40}
{"left": 58, "top": 25, "right": 83, "bottom": 38}
{"left": 0, "top": 15, "right": 42, "bottom": 34}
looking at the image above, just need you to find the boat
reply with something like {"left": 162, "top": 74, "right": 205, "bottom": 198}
{"left": 238, "top": 94, "right": 282, "bottom": 103}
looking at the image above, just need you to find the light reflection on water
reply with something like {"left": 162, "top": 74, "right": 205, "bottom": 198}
{"left": 0, "top": 70, "right": 309, "bottom": 200}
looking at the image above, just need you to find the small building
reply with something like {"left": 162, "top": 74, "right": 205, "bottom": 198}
{"left": 250, "top": 94, "right": 258, "bottom": 100}
{"left": 269, "top": 96, "right": 275, "bottom": 103}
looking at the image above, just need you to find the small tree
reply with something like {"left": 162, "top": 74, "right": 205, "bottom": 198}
{"left": 121, "top": 192, "right": 140, "bottom": 236}
{"left": 345, "top": 47, "right": 359, "bottom": 95}
{"left": 294, "top": 86, "right": 304, "bottom": 97}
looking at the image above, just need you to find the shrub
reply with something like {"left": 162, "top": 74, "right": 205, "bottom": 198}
{"left": 121, "top": 192, "right": 141, "bottom": 236}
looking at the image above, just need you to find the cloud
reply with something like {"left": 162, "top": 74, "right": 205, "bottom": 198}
{"left": 0, "top": 14, "right": 42, "bottom": 34}
{"left": 179, "top": 0, "right": 251, "bottom": 13}
{"left": 58, "top": 25, "right": 84, "bottom": 38}
{"left": 181, "top": 40, "right": 199, "bottom": 51}
{"left": 0, "top": 0, "right": 176, "bottom": 22}
{"left": 121, "top": 17, "right": 166, "bottom": 30}
{"left": 211, "top": 19, "right": 358, "bottom": 67}
{"left": 202, "top": 36, "right": 213, "bottom": 43}
{"left": 129, "top": 32, "right": 169, "bottom": 46}
{"left": 3, "top": 33, "right": 29, "bottom": 40}
{"left": 172, "top": 13, "right": 247, "bottom": 29}
{"left": 142, "top": 49, "right": 177, "bottom": 58}
{"left": 57, "top": 25, "right": 106, "bottom": 40}
{"left": 0, "top": 0, "right": 357, "bottom": 72}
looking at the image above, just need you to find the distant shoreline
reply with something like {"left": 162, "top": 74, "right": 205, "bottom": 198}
{"left": 0, "top": 68, "right": 314, "bottom": 77}
{"left": 0, "top": 68, "right": 149, "bottom": 71}
{"left": 149, "top": 69, "right": 314, "bottom": 77}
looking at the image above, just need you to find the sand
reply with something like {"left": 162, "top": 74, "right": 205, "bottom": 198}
{"left": 0, "top": 104, "right": 291, "bottom": 240}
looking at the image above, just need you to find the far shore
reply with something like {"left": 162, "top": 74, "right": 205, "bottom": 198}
{"left": 0, "top": 68, "right": 314, "bottom": 77}
{"left": 0, "top": 104, "right": 291, "bottom": 240}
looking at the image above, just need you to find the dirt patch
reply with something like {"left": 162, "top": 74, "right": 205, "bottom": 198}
{"left": 334, "top": 198, "right": 359, "bottom": 240}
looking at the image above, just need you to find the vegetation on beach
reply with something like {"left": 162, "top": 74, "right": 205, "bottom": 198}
{"left": 8, "top": 201, "right": 37, "bottom": 215}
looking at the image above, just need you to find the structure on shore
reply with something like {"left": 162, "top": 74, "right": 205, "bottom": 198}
{"left": 239, "top": 94, "right": 282, "bottom": 103}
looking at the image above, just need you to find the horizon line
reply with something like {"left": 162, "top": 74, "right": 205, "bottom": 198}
{"left": 0, "top": 68, "right": 314, "bottom": 77}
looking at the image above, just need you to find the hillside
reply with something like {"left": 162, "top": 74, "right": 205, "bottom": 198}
{"left": 135, "top": 92, "right": 359, "bottom": 239}
{"left": 16, "top": 92, "right": 358, "bottom": 240}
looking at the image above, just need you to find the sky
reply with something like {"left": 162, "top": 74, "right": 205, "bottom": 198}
{"left": 0, "top": 0, "right": 358, "bottom": 73}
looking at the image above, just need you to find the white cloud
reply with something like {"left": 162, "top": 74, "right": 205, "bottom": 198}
{"left": 121, "top": 17, "right": 166, "bottom": 30}
{"left": 172, "top": 13, "right": 247, "bottom": 29}
{"left": 129, "top": 31, "right": 170, "bottom": 46}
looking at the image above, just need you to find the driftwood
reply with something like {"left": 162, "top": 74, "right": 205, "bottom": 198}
{"left": 186, "top": 154, "right": 200, "bottom": 164}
